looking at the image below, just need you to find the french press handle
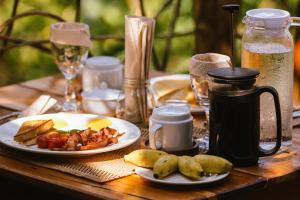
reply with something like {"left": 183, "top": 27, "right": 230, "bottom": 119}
{"left": 256, "top": 86, "right": 282, "bottom": 156}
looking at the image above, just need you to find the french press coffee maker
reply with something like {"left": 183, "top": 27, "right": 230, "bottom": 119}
{"left": 207, "top": 67, "right": 282, "bottom": 166}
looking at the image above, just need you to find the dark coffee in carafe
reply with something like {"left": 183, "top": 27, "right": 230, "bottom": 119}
{"left": 207, "top": 68, "right": 282, "bottom": 167}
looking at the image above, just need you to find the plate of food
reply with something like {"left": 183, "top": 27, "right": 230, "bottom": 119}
{"left": 0, "top": 113, "right": 141, "bottom": 156}
{"left": 124, "top": 149, "right": 232, "bottom": 185}
{"left": 149, "top": 74, "right": 204, "bottom": 113}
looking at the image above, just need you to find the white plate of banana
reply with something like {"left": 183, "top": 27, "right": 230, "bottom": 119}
{"left": 135, "top": 167, "right": 230, "bottom": 185}
{"left": 124, "top": 149, "right": 232, "bottom": 185}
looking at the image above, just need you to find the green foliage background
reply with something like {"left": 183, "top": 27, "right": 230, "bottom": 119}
{"left": 0, "top": 0, "right": 298, "bottom": 86}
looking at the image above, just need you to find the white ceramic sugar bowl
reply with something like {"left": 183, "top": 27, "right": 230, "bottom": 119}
{"left": 83, "top": 56, "right": 123, "bottom": 91}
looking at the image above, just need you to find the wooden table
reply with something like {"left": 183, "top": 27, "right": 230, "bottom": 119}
{"left": 0, "top": 74, "right": 300, "bottom": 200}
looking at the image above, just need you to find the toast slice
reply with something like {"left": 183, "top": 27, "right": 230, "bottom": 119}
{"left": 22, "top": 137, "right": 37, "bottom": 146}
{"left": 14, "top": 120, "right": 54, "bottom": 142}
{"left": 158, "top": 86, "right": 196, "bottom": 105}
{"left": 22, "top": 129, "right": 58, "bottom": 146}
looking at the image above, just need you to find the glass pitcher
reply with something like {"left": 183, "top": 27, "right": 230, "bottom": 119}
{"left": 241, "top": 8, "right": 300, "bottom": 148}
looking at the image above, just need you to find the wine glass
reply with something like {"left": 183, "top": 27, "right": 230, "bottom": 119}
{"left": 189, "top": 53, "right": 231, "bottom": 152}
{"left": 50, "top": 22, "right": 91, "bottom": 111}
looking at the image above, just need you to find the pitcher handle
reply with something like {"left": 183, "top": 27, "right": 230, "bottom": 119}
{"left": 257, "top": 86, "right": 282, "bottom": 156}
{"left": 291, "top": 17, "right": 300, "bottom": 27}
{"left": 149, "top": 124, "right": 162, "bottom": 149}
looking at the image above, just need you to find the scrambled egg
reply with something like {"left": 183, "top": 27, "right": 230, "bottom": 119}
{"left": 87, "top": 118, "right": 112, "bottom": 130}
{"left": 52, "top": 118, "right": 68, "bottom": 129}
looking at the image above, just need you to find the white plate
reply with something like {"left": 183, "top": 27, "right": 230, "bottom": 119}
{"left": 135, "top": 167, "right": 230, "bottom": 185}
{"left": 149, "top": 74, "right": 204, "bottom": 113}
{"left": 0, "top": 113, "right": 141, "bottom": 157}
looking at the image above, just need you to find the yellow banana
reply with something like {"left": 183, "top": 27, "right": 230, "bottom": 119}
{"left": 194, "top": 155, "right": 232, "bottom": 174}
{"left": 178, "top": 156, "right": 203, "bottom": 179}
{"left": 153, "top": 155, "right": 178, "bottom": 179}
{"left": 124, "top": 149, "right": 167, "bottom": 168}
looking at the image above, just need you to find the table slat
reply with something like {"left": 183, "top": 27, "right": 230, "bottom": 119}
{"left": 0, "top": 84, "right": 61, "bottom": 111}
{"left": 20, "top": 74, "right": 65, "bottom": 96}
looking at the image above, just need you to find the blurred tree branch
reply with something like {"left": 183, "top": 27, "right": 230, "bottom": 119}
{"left": 0, "top": 10, "right": 65, "bottom": 33}
{"left": 75, "top": 0, "right": 81, "bottom": 22}
{"left": 2, "top": 0, "right": 19, "bottom": 47}
{"left": 0, "top": 1, "right": 195, "bottom": 71}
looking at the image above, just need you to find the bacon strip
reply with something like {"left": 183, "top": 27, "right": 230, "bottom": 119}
{"left": 36, "top": 127, "right": 122, "bottom": 151}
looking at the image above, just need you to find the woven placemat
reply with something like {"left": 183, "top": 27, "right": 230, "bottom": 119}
{"left": 0, "top": 127, "right": 205, "bottom": 183}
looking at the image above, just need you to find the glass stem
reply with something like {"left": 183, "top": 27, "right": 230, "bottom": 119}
{"left": 65, "top": 76, "right": 77, "bottom": 103}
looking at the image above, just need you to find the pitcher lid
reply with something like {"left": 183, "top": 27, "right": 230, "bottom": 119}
{"left": 207, "top": 67, "right": 259, "bottom": 81}
{"left": 245, "top": 8, "right": 290, "bottom": 29}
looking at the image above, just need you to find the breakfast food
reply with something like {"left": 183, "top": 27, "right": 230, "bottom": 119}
{"left": 14, "top": 118, "right": 123, "bottom": 151}
{"left": 14, "top": 120, "right": 54, "bottom": 143}
{"left": 36, "top": 127, "right": 122, "bottom": 151}
{"left": 87, "top": 118, "right": 112, "bottom": 130}
{"left": 153, "top": 155, "right": 178, "bottom": 179}
{"left": 158, "top": 87, "right": 196, "bottom": 105}
{"left": 194, "top": 155, "right": 233, "bottom": 174}
{"left": 52, "top": 118, "right": 68, "bottom": 129}
{"left": 178, "top": 156, "right": 203, "bottom": 179}
{"left": 151, "top": 78, "right": 197, "bottom": 106}
{"left": 124, "top": 149, "right": 168, "bottom": 168}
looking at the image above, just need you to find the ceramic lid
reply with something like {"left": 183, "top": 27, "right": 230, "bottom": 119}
{"left": 152, "top": 105, "right": 191, "bottom": 122}
{"left": 85, "top": 56, "right": 121, "bottom": 70}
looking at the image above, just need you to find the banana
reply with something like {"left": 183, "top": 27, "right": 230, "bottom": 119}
{"left": 124, "top": 149, "right": 167, "bottom": 168}
{"left": 194, "top": 155, "right": 232, "bottom": 174}
{"left": 153, "top": 155, "right": 178, "bottom": 179}
{"left": 178, "top": 156, "right": 203, "bottom": 179}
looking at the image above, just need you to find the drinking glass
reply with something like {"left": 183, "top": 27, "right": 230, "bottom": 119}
{"left": 189, "top": 53, "right": 231, "bottom": 152}
{"left": 50, "top": 22, "right": 91, "bottom": 111}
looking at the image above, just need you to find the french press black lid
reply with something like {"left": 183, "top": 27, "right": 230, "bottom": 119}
{"left": 207, "top": 67, "right": 260, "bottom": 91}
{"left": 207, "top": 67, "right": 259, "bottom": 80}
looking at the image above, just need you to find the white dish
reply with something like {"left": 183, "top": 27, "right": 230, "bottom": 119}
{"left": 81, "top": 89, "right": 120, "bottom": 116}
{"left": 149, "top": 74, "right": 204, "bottom": 113}
{"left": 0, "top": 113, "right": 140, "bottom": 157}
{"left": 135, "top": 167, "right": 230, "bottom": 185}
{"left": 83, "top": 56, "right": 123, "bottom": 91}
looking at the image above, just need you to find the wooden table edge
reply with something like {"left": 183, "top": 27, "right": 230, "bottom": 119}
{"left": 0, "top": 155, "right": 145, "bottom": 200}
